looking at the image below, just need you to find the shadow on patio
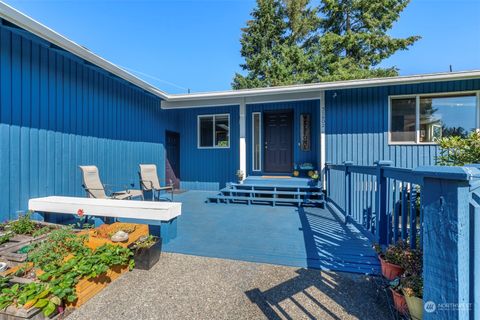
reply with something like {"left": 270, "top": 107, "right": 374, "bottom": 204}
{"left": 245, "top": 268, "right": 391, "bottom": 320}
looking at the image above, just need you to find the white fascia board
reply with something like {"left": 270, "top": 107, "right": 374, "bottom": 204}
{"left": 0, "top": 2, "right": 169, "bottom": 100}
{"left": 162, "top": 70, "right": 480, "bottom": 108}
{"left": 161, "top": 91, "right": 324, "bottom": 108}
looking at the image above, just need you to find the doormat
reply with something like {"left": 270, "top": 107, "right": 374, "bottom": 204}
{"left": 261, "top": 176, "right": 292, "bottom": 179}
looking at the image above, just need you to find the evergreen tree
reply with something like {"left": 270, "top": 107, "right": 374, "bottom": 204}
{"left": 233, "top": 0, "right": 419, "bottom": 88}
{"left": 311, "top": 0, "right": 420, "bottom": 81}
{"left": 232, "top": 0, "right": 286, "bottom": 89}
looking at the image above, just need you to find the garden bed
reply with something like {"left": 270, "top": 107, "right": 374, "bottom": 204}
{"left": 0, "top": 215, "right": 61, "bottom": 260}
{"left": 0, "top": 225, "right": 137, "bottom": 319}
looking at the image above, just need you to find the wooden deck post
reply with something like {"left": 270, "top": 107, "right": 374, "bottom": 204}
{"left": 414, "top": 165, "right": 480, "bottom": 320}
{"left": 374, "top": 160, "right": 392, "bottom": 246}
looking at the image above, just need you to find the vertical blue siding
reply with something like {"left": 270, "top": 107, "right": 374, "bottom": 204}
{"left": 246, "top": 100, "right": 320, "bottom": 175}
{"left": 177, "top": 105, "right": 239, "bottom": 189}
{"left": 325, "top": 79, "right": 480, "bottom": 167}
{"left": 0, "top": 21, "right": 179, "bottom": 220}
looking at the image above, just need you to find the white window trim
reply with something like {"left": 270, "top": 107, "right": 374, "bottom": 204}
{"left": 197, "top": 113, "right": 230, "bottom": 149}
{"left": 388, "top": 90, "right": 480, "bottom": 145}
{"left": 252, "top": 112, "right": 262, "bottom": 172}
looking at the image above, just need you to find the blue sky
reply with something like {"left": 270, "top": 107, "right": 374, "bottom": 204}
{"left": 3, "top": 0, "right": 480, "bottom": 94}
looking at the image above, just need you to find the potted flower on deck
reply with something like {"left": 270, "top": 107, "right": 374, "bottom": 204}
{"left": 236, "top": 170, "right": 244, "bottom": 184}
{"left": 377, "top": 241, "right": 406, "bottom": 280}
{"left": 402, "top": 275, "right": 423, "bottom": 320}
{"left": 388, "top": 277, "right": 408, "bottom": 315}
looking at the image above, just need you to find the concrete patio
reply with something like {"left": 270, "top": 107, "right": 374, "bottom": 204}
{"left": 67, "top": 252, "right": 391, "bottom": 320}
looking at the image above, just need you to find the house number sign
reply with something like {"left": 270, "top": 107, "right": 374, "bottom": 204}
{"left": 300, "top": 113, "right": 311, "bottom": 151}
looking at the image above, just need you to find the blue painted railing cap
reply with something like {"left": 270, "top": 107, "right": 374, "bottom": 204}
{"left": 413, "top": 165, "right": 480, "bottom": 181}
{"left": 343, "top": 161, "right": 354, "bottom": 166}
{"left": 464, "top": 163, "right": 480, "bottom": 169}
{"left": 374, "top": 160, "right": 393, "bottom": 166}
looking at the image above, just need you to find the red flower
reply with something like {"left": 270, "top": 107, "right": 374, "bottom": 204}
{"left": 77, "top": 209, "right": 84, "bottom": 217}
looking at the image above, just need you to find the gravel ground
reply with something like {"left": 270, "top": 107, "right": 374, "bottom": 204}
{"left": 67, "top": 253, "right": 392, "bottom": 320}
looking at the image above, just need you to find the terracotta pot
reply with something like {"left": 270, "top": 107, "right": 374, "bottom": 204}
{"left": 403, "top": 290, "right": 423, "bottom": 320}
{"left": 390, "top": 288, "right": 408, "bottom": 315}
{"left": 379, "top": 255, "right": 404, "bottom": 280}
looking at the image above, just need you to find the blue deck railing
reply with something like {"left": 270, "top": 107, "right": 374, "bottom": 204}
{"left": 325, "top": 161, "right": 480, "bottom": 319}
{"left": 326, "top": 161, "right": 423, "bottom": 249}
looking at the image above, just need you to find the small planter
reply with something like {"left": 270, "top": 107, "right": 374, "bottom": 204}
{"left": 403, "top": 290, "right": 423, "bottom": 320}
{"left": 390, "top": 288, "right": 408, "bottom": 315}
{"left": 130, "top": 237, "right": 162, "bottom": 270}
{"left": 379, "top": 255, "right": 404, "bottom": 280}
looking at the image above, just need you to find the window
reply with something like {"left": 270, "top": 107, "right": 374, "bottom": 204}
{"left": 252, "top": 112, "right": 261, "bottom": 171}
{"left": 391, "top": 98, "right": 416, "bottom": 142}
{"left": 389, "top": 93, "right": 478, "bottom": 144}
{"left": 198, "top": 114, "right": 230, "bottom": 148}
{"left": 420, "top": 95, "right": 476, "bottom": 142}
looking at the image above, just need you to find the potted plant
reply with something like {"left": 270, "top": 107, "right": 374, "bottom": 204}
{"left": 402, "top": 275, "right": 423, "bottom": 320}
{"left": 389, "top": 278, "right": 408, "bottom": 315}
{"left": 236, "top": 170, "right": 244, "bottom": 183}
{"left": 129, "top": 235, "right": 161, "bottom": 270}
{"left": 378, "top": 240, "right": 406, "bottom": 280}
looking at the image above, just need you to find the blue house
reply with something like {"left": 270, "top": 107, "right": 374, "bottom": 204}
{"left": 1, "top": 3, "right": 480, "bottom": 219}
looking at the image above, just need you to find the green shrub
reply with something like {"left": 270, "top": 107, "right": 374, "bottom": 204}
{"left": 437, "top": 131, "right": 480, "bottom": 166}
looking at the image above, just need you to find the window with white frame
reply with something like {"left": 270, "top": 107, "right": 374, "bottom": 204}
{"left": 198, "top": 114, "right": 230, "bottom": 148}
{"left": 389, "top": 93, "right": 478, "bottom": 144}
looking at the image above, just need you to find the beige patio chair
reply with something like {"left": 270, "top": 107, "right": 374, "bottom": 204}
{"left": 79, "top": 165, "right": 143, "bottom": 200}
{"left": 139, "top": 164, "right": 174, "bottom": 201}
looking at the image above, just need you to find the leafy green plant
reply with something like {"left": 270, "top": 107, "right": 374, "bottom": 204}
{"left": 130, "top": 235, "right": 156, "bottom": 251}
{"left": 402, "top": 275, "right": 423, "bottom": 298}
{"left": 0, "top": 232, "right": 12, "bottom": 245}
{"left": 38, "top": 244, "right": 133, "bottom": 304}
{"left": 8, "top": 212, "right": 36, "bottom": 235}
{"left": 31, "top": 226, "right": 52, "bottom": 238}
{"left": 0, "top": 283, "right": 20, "bottom": 310}
{"left": 401, "top": 249, "right": 423, "bottom": 276}
{"left": 437, "top": 131, "right": 480, "bottom": 166}
{"left": 383, "top": 240, "right": 408, "bottom": 266}
{"left": 27, "top": 227, "right": 88, "bottom": 268}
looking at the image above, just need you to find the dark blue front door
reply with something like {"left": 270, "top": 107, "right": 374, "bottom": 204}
{"left": 264, "top": 110, "right": 293, "bottom": 173}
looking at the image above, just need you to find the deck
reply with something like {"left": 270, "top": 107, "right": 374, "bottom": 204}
{"left": 164, "top": 191, "right": 380, "bottom": 274}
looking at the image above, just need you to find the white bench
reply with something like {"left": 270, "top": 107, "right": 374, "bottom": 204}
{"left": 28, "top": 196, "right": 182, "bottom": 243}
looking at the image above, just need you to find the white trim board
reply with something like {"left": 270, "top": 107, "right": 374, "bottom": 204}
{"left": 29, "top": 196, "right": 182, "bottom": 222}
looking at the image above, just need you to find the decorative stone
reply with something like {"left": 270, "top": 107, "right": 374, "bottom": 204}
{"left": 111, "top": 230, "right": 129, "bottom": 242}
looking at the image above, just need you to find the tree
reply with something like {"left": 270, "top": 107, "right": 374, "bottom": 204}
{"left": 233, "top": 0, "right": 420, "bottom": 88}
{"left": 232, "top": 0, "right": 286, "bottom": 89}
{"left": 310, "top": 0, "right": 420, "bottom": 82}
{"left": 232, "top": 0, "right": 319, "bottom": 89}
